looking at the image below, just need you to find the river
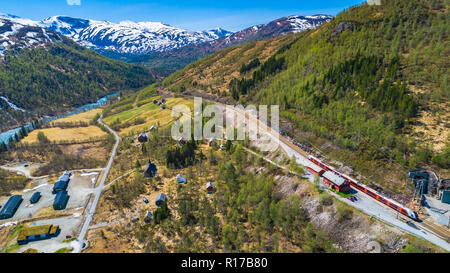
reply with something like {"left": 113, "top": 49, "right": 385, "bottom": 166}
{"left": 0, "top": 93, "right": 117, "bottom": 146}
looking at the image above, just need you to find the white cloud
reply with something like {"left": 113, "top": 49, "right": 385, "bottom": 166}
{"left": 66, "top": 0, "right": 81, "bottom": 6}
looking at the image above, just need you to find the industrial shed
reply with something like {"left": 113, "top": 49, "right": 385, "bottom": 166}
{"left": 30, "top": 192, "right": 41, "bottom": 204}
{"left": 17, "top": 224, "right": 60, "bottom": 245}
{"left": 0, "top": 195, "right": 23, "bottom": 219}
{"left": 409, "top": 170, "right": 429, "bottom": 180}
{"left": 53, "top": 180, "right": 69, "bottom": 194}
{"left": 52, "top": 171, "right": 71, "bottom": 194}
{"left": 155, "top": 193, "right": 167, "bottom": 207}
{"left": 322, "top": 171, "right": 351, "bottom": 193}
{"left": 53, "top": 190, "right": 70, "bottom": 210}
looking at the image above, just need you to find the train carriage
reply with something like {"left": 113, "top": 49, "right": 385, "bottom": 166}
{"left": 307, "top": 155, "right": 418, "bottom": 221}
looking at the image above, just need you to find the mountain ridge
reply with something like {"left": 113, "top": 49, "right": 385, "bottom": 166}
{"left": 130, "top": 14, "right": 333, "bottom": 75}
{"left": 0, "top": 14, "right": 233, "bottom": 55}
{"left": 0, "top": 16, "right": 155, "bottom": 130}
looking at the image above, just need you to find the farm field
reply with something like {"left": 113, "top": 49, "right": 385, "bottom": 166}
{"left": 21, "top": 126, "right": 108, "bottom": 144}
{"left": 49, "top": 109, "right": 102, "bottom": 125}
{"left": 103, "top": 97, "right": 194, "bottom": 136}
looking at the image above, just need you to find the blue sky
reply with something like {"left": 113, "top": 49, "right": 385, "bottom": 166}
{"left": 2, "top": 0, "right": 366, "bottom": 31}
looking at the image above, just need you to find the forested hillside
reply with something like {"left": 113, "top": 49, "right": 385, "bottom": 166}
{"left": 162, "top": 34, "right": 298, "bottom": 96}
{"left": 162, "top": 0, "right": 449, "bottom": 194}
{"left": 0, "top": 35, "right": 155, "bottom": 130}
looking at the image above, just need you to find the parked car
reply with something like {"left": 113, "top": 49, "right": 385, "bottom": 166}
{"left": 143, "top": 197, "right": 149, "bottom": 204}
{"left": 66, "top": 235, "right": 72, "bottom": 239}
{"left": 347, "top": 196, "right": 357, "bottom": 202}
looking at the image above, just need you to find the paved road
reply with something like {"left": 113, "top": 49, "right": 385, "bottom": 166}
{"left": 73, "top": 115, "right": 120, "bottom": 253}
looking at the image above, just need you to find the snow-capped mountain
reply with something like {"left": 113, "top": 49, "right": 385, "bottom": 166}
{"left": 131, "top": 14, "right": 333, "bottom": 74}
{"left": 0, "top": 13, "right": 329, "bottom": 57}
{"left": 0, "top": 16, "right": 62, "bottom": 56}
{"left": 215, "top": 14, "right": 333, "bottom": 47}
{"left": 40, "top": 15, "right": 232, "bottom": 54}
{"left": 0, "top": 14, "right": 232, "bottom": 55}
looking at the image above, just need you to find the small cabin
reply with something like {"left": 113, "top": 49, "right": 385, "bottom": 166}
{"left": 208, "top": 137, "right": 216, "bottom": 147}
{"left": 227, "top": 161, "right": 234, "bottom": 169}
{"left": 176, "top": 174, "right": 187, "bottom": 184}
{"left": 137, "top": 132, "right": 148, "bottom": 143}
{"left": 206, "top": 182, "right": 215, "bottom": 194}
{"left": 149, "top": 125, "right": 158, "bottom": 133}
{"left": 144, "top": 210, "right": 153, "bottom": 223}
{"left": 155, "top": 193, "right": 167, "bottom": 207}
{"left": 178, "top": 137, "right": 186, "bottom": 145}
{"left": 144, "top": 162, "right": 157, "bottom": 177}
{"left": 30, "top": 192, "right": 41, "bottom": 204}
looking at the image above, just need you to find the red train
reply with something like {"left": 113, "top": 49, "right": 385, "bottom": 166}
{"left": 308, "top": 155, "right": 418, "bottom": 221}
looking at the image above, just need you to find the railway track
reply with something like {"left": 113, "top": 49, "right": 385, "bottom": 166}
{"left": 419, "top": 217, "right": 450, "bottom": 243}
{"left": 159, "top": 89, "right": 450, "bottom": 248}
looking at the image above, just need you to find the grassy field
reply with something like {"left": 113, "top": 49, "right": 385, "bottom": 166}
{"left": 20, "top": 108, "right": 107, "bottom": 144}
{"left": 103, "top": 97, "right": 194, "bottom": 136}
{"left": 49, "top": 109, "right": 102, "bottom": 125}
{"left": 22, "top": 126, "right": 108, "bottom": 144}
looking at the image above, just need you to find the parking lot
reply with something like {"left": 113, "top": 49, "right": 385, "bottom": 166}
{"left": 0, "top": 171, "right": 99, "bottom": 224}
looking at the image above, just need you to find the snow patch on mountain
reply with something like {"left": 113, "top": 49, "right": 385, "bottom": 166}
{"left": 40, "top": 16, "right": 232, "bottom": 54}
{"left": 0, "top": 17, "right": 62, "bottom": 56}
{"left": 287, "top": 15, "right": 333, "bottom": 32}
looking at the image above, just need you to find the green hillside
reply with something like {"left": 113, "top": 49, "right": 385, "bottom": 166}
{"left": 162, "top": 34, "right": 298, "bottom": 96}
{"left": 0, "top": 38, "right": 155, "bottom": 130}
{"left": 162, "top": 0, "right": 449, "bottom": 194}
